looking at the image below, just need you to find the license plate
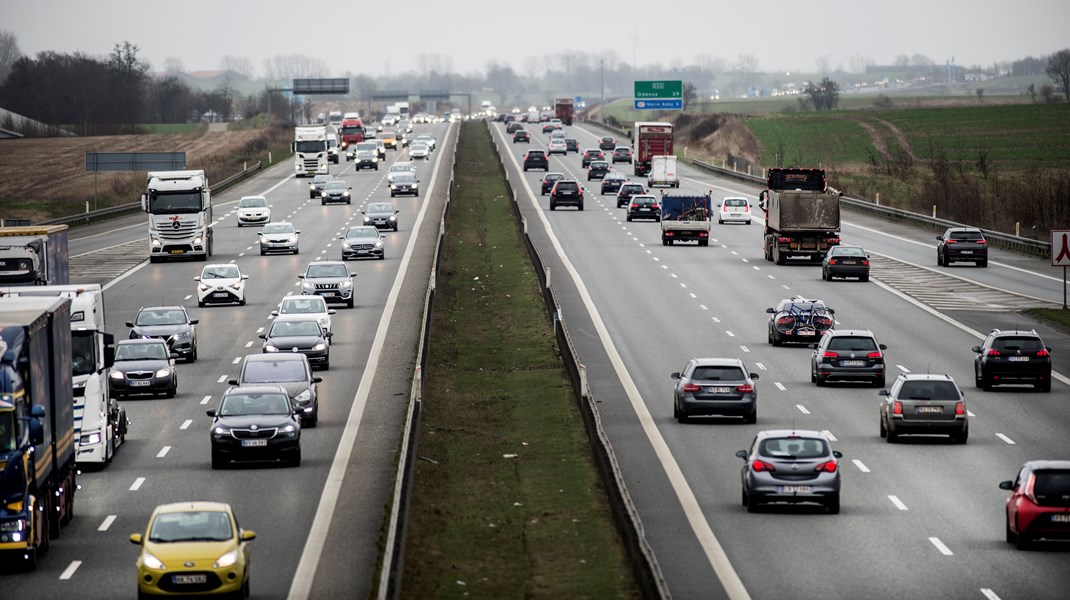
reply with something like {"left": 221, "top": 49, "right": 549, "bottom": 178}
{"left": 173, "top": 574, "right": 207, "bottom": 585}
{"left": 730, "top": 213, "right": 741, "bottom": 217}
{"left": 842, "top": 360, "right": 865, "bottom": 366}
{"left": 358, "top": 250, "right": 369, "bottom": 254}
{"left": 640, "top": 208, "right": 651, "bottom": 212}
{"left": 169, "top": 249, "right": 185, "bottom": 254}
{"left": 960, "top": 250, "right": 973, "bottom": 254}
{"left": 1008, "top": 356, "right": 1029, "bottom": 362}
{"left": 916, "top": 406, "right": 943, "bottom": 414}
{"left": 213, "top": 292, "right": 229, "bottom": 298}
{"left": 1052, "top": 514, "right": 1070, "bottom": 523}
{"left": 130, "top": 380, "right": 150, "bottom": 387}
{"left": 798, "top": 330, "right": 816, "bottom": 336}
{"left": 777, "top": 485, "right": 812, "bottom": 494}
{"left": 707, "top": 386, "right": 732, "bottom": 393}
{"left": 241, "top": 439, "right": 268, "bottom": 447}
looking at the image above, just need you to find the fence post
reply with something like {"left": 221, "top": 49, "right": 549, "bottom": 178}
{"left": 932, "top": 205, "right": 937, "bottom": 218}
{"left": 544, "top": 266, "right": 551, "bottom": 289}
{"left": 1015, "top": 222, "right": 1020, "bottom": 237}
{"left": 522, "top": 217, "right": 528, "bottom": 235}
{"left": 579, "top": 364, "right": 589, "bottom": 399}
{"left": 876, "top": 192, "right": 880, "bottom": 206}
{"left": 268, "top": 151, "right": 272, "bottom": 164}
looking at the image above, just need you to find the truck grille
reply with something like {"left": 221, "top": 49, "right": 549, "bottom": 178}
{"left": 231, "top": 428, "right": 277, "bottom": 440}
{"left": 157, "top": 220, "right": 198, "bottom": 241}
{"left": 303, "top": 159, "right": 321, "bottom": 170}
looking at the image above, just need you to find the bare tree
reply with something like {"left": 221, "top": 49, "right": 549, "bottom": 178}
{"left": 847, "top": 55, "right": 873, "bottom": 74}
{"left": 0, "top": 30, "right": 22, "bottom": 84}
{"left": 162, "top": 56, "right": 184, "bottom": 74}
{"left": 262, "top": 54, "right": 329, "bottom": 85}
{"left": 804, "top": 77, "right": 840, "bottom": 111}
{"left": 975, "top": 88, "right": 984, "bottom": 103}
{"left": 219, "top": 55, "right": 254, "bottom": 79}
{"left": 682, "top": 81, "right": 698, "bottom": 110}
{"left": 1046, "top": 49, "right": 1070, "bottom": 101}
{"left": 734, "top": 54, "right": 760, "bottom": 89}
{"left": 894, "top": 55, "right": 911, "bottom": 67}
{"left": 1039, "top": 83, "right": 1056, "bottom": 103}
{"left": 1027, "top": 83, "right": 1036, "bottom": 103}
{"left": 815, "top": 55, "right": 831, "bottom": 75}
{"left": 911, "top": 54, "right": 934, "bottom": 66}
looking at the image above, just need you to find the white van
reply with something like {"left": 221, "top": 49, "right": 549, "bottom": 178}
{"left": 647, "top": 155, "right": 679, "bottom": 188}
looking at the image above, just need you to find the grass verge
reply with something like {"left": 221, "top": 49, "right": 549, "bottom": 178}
{"left": 1027, "top": 308, "right": 1070, "bottom": 333}
{"left": 401, "top": 121, "right": 640, "bottom": 599}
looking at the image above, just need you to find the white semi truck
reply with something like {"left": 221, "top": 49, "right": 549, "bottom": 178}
{"left": 142, "top": 170, "right": 214, "bottom": 262}
{"left": 293, "top": 125, "right": 330, "bottom": 177}
{"left": 0, "top": 284, "right": 126, "bottom": 466}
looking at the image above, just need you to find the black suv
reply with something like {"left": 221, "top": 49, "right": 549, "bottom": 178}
{"left": 598, "top": 136, "right": 616, "bottom": 151}
{"left": 972, "top": 329, "right": 1052, "bottom": 392}
{"left": 937, "top": 227, "right": 988, "bottom": 267}
{"left": 549, "top": 180, "right": 583, "bottom": 211}
{"left": 810, "top": 329, "right": 887, "bottom": 387}
{"left": 127, "top": 306, "right": 198, "bottom": 362}
{"left": 541, "top": 172, "right": 565, "bottom": 195}
{"left": 564, "top": 138, "right": 579, "bottom": 153}
{"left": 581, "top": 149, "right": 604, "bottom": 168}
{"left": 523, "top": 149, "right": 548, "bottom": 171}
{"left": 587, "top": 161, "right": 610, "bottom": 181}
{"left": 612, "top": 147, "right": 633, "bottom": 163}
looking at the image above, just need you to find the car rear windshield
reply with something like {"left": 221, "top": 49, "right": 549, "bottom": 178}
{"left": 243, "top": 360, "right": 307, "bottom": 383}
{"left": 827, "top": 336, "right": 878, "bottom": 352}
{"left": 724, "top": 199, "right": 747, "bottom": 207}
{"left": 832, "top": 247, "right": 866, "bottom": 257}
{"left": 556, "top": 182, "right": 579, "bottom": 191}
{"left": 690, "top": 366, "right": 745, "bottom": 381}
{"left": 898, "top": 380, "right": 960, "bottom": 400}
{"left": 759, "top": 437, "right": 828, "bottom": 459}
{"left": 950, "top": 231, "right": 984, "bottom": 241}
{"left": 1034, "top": 470, "right": 1070, "bottom": 507}
{"left": 992, "top": 337, "right": 1044, "bottom": 352}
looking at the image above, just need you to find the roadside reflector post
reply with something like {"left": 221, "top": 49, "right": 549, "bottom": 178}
{"left": 1015, "top": 222, "right": 1020, "bottom": 237}
{"left": 876, "top": 192, "right": 880, "bottom": 206}
{"left": 579, "top": 364, "right": 590, "bottom": 399}
{"left": 544, "top": 266, "right": 551, "bottom": 289}
{"left": 932, "top": 205, "right": 937, "bottom": 218}
{"left": 522, "top": 217, "right": 527, "bottom": 235}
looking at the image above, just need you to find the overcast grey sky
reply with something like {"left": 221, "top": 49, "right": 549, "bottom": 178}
{"left": 8, "top": 0, "right": 1070, "bottom": 78}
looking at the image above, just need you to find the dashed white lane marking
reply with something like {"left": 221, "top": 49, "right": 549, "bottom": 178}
{"left": 59, "top": 561, "right": 81, "bottom": 580}
{"left": 995, "top": 433, "right": 1016, "bottom": 445}
{"left": 796, "top": 404, "right": 810, "bottom": 415}
{"left": 821, "top": 430, "right": 837, "bottom": 441}
{"left": 929, "top": 537, "right": 954, "bottom": 556}
{"left": 967, "top": 410, "right": 976, "bottom": 417}
{"left": 767, "top": 275, "right": 775, "bottom": 279}
{"left": 888, "top": 495, "right": 909, "bottom": 511}
{"left": 774, "top": 382, "right": 787, "bottom": 391}
{"left": 216, "top": 375, "right": 227, "bottom": 383}
{"left": 157, "top": 446, "right": 171, "bottom": 458}
{"left": 180, "top": 419, "right": 192, "bottom": 430}
{"left": 756, "top": 363, "right": 767, "bottom": 370}
{"left": 980, "top": 589, "right": 1002, "bottom": 600}
{"left": 740, "top": 346, "right": 750, "bottom": 353}
{"left": 232, "top": 357, "right": 241, "bottom": 364}
{"left": 699, "top": 304, "right": 708, "bottom": 310}
{"left": 897, "top": 365, "right": 910, "bottom": 373}
{"left": 853, "top": 459, "right": 871, "bottom": 473}
{"left": 725, "top": 331, "right": 735, "bottom": 337}
{"left": 98, "top": 515, "right": 116, "bottom": 531}
{"left": 129, "top": 477, "right": 145, "bottom": 491}
{"left": 201, "top": 396, "right": 212, "bottom": 405}
{"left": 183, "top": 295, "right": 192, "bottom": 300}
{"left": 245, "top": 341, "right": 254, "bottom": 348}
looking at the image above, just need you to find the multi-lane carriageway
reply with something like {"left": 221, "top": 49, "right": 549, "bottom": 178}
{"left": 6, "top": 117, "right": 1070, "bottom": 599}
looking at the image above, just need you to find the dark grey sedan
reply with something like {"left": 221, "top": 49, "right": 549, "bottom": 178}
{"left": 320, "top": 181, "right": 352, "bottom": 205}
{"left": 810, "top": 329, "right": 887, "bottom": 388}
{"left": 109, "top": 339, "right": 178, "bottom": 398}
{"left": 822, "top": 245, "right": 870, "bottom": 281}
{"left": 261, "top": 318, "right": 332, "bottom": 369}
{"left": 671, "top": 358, "right": 759, "bottom": 423}
{"left": 362, "top": 202, "right": 399, "bottom": 231}
{"left": 737, "top": 430, "right": 843, "bottom": 514}
{"left": 879, "top": 373, "right": 968, "bottom": 443}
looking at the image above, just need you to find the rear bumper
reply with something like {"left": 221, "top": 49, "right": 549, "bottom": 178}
{"left": 679, "top": 396, "right": 755, "bottom": 417}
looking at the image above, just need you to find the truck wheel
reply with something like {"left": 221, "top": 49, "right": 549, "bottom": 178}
{"left": 774, "top": 247, "right": 786, "bottom": 265}
{"left": 578, "top": 203, "right": 584, "bottom": 211}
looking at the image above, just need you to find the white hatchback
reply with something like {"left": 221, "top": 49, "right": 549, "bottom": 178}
{"left": 718, "top": 196, "right": 753, "bottom": 225}
{"left": 195, "top": 264, "right": 248, "bottom": 307}
{"left": 236, "top": 196, "right": 270, "bottom": 227}
{"left": 409, "top": 143, "right": 430, "bottom": 160}
{"left": 272, "top": 295, "right": 336, "bottom": 337}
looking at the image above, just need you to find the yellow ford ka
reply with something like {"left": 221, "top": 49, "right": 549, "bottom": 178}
{"left": 130, "top": 502, "right": 255, "bottom": 599}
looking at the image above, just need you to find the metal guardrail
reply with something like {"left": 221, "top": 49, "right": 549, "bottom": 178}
{"left": 38, "top": 160, "right": 264, "bottom": 227}
{"left": 690, "top": 158, "right": 1051, "bottom": 258}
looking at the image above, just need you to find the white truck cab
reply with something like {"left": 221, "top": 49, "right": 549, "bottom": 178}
{"left": 648, "top": 155, "right": 680, "bottom": 188}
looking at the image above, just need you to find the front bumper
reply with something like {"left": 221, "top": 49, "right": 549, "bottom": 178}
{"left": 212, "top": 436, "right": 300, "bottom": 462}
{"left": 198, "top": 288, "right": 243, "bottom": 304}
{"left": 110, "top": 374, "right": 174, "bottom": 396}
{"left": 342, "top": 246, "right": 384, "bottom": 259}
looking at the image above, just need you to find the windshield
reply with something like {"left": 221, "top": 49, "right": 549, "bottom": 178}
{"left": 341, "top": 126, "right": 364, "bottom": 136}
{"left": 346, "top": 228, "right": 378, "bottom": 239}
{"left": 270, "top": 320, "right": 322, "bottom": 337}
{"left": 325, "top": 182, "right": 347, "bottom": 190}
{"left": 202, "top": 266, "right": 239, "bottom": 279}
{"left": 239, "top": 197, "right": 267, "bottom": 208}
{"left": 356, "top": 143, "right": 377, "bottom": 151}
{"left": 115, "top": 343, "right": 168, "bottom": 361}
{"left": 135, "top": 309, "right": 188, "bottom": 326}
{"left": 149, "top": 511, "right": 233, "bottom": 543}
{"left": 220, "top": 392, "right": 291, "bottom": 416}
{"left": 760, "top": 437, "right": 828, "bottom": 459}
{"left": 828, "top": 336, "right": 879, "bottom": 352}
{"left": 71, "top": 331, "right": 97, "bottom": 377}
{"left": 148, "top": 191, "right": 202, "bottom": 215}
{"left": 0, "top": 409, "right": 17, "bottom": 452}
{"left": 367, "top": 203, "right": 393, "bottom": 213}
{"left": 394, "top": 175, "right": 415, "bottom": 184}
{"left": 899, "top": 380, "right": 960, "bottom": 400}
{"left": 389, "top": 165, "right": 411, "bottom": 173}
{"left": 242, "top": 360, "right": 307, "bottom": 383}
{"left": 295, "top": 140, "right": 326, "bottom": 153}
{"left": 262, "top": 224, "right": 294, "bottom": 234}
{"left": 280, "top": 298, "right": 325, "bottom": 314}
{"left": 307, "top": 264, "right": 349, "bottom": 278}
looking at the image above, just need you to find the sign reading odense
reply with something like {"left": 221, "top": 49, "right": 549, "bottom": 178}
{"left": 634, "top": 80, "right": 682, "bottom": 99}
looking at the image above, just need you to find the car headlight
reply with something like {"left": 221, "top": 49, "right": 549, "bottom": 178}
{"left": 389, "top": 215, "right": 396, "bottom": 221}
{"left": 193, "top": 237, "right": 203, "bottom": 245}
{"left": 150, "top": 238, "right": 162, "bottom": 247}
{"left": 155, "top": 367, "right": 171, "bottom": 378}
{"left": 296, "top": 389, "right": 312, "bottom": 402}
{"left": 80, "top": 432, "right": 102, "bottom": 446}
{"left": 228, "top": 282, "right": 243, "bottom": 290}
{"left": 342, "top": 242, "right": 351, "bottom": 249}
{"left": 142, "top": 550, "right": 166, "bottom": 570}
{"left": 214, "top": 549, "right": 239, "bottom": 569}
{"left": 390, "top": 184, "right": 397, "bottom": 190}
{"left": 282, "top": 424, "right": 296, "bottom": 434}
{"left": 342, "top": 191, "right": 350, "bottom": 197}
{"left": 213, "top": 426, "right": 230, "bottom": 436}
{"left": 301, "top": 282, "right": 315, "bottom": 292}
{"left": 340, "top": 280, "right": 353, "bottom": 288}
{"left": 312, "top": 342, "right": 327, "bottom": 351}
{"left": 318, "top": 317, "right": 329, "bottom": 327}
{"left": 109, "top": 371, "right": 124, "bottom": 380}
{"left": 287, "top": 236, "right": 297, "bottom": 243}
{"left": 263, "top": 344, "right": 279, "bottom": 352}
{"left": 363, "top": 216, "right": 372, "bottom": 223}
{"left": 173, "top": 330, "right": 191, "bottom": 340}
{"left": 309, "top": 183, "right": 315, "bottom": 189}
{"left": 199, "top": 284, "right": 211, "bottom": 292}
{"left": 374, "top": 240, "right": 383, "bottom": 248}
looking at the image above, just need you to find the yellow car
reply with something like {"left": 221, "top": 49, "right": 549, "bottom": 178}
{"left": 380, "top": 130, "right": 398, "bottom": 149}
{"left": 130, "top": 501, "right": 255, "bottom": 598}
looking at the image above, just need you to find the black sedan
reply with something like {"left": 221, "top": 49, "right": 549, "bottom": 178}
{"left": 598, "top": 136, "right": 616, "bottom": 151}
{"left": 109, "top": 339, "right": 178, "bottom": 398}
{"left": 766, "top": 297, "right": 835, "bottom": 346}
{"left": 937, "top": 227, "right": 988, "bottom": 267}
{"left": 581, "top": 149, "right": 604, "bottom": 168}
{"left": 612, "top": 147, "right": 633, "bottom": 163}
{"left": 564, "top": 138, "right": 579, "bottom": 153}
{"left": 208, "top": 385, "right": 302, "bottom": 468}
{"left": 600, "top": 172, "right": 628, "bottom": 195}
{"left": 626, "top": 195, "right": 660, "bottom": 222}
{"left": 822, "top": 245, "right": 870, "bottom": 281}
{"left": 127, "top": 305, "right": 198, "bottom": 362}
{"left": 260, "top": 318, "right": 332, "bottom": 369}
{"left": 541, "top": 172, "right": 565, "bottom": 195}
{"left": 512, "top": 130, "right": 530, "bottom": 143}
{"left": 587, "top": 161, "right": 610, "bottom": 181}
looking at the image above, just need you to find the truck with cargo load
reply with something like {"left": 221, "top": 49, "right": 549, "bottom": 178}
{"left": 554, "top": 98, "right": 574, "bottom": 126}
{"left": 633, "top": 121, "right": 673, "bottom": 177}
{"left": 142, "top": 170, "right": 214, "bottom": 262}
{"left": 339, "top": 117, "right": 365, "bottom": 151}
{"left": 293, "top": 125, "right": 330, "bottom": 177}
{"left": 660, "top": 193, "right": 712, "bottom": 246}
{"left": 0, "top": 226, "right": 70, "bottom": 286}
{"left": 0, "top": 285, "right": 124, "bottom": 467}
{"left": 0, "top": 296, "right": 78, "bottom": 569}
{"left": 759, "top": 168, "right": 841, "bottom": 265}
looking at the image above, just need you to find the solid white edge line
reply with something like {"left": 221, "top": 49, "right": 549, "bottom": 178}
{"left": 98, "top": 515, "right": 116, "bottom": 531}
{"left": 496, "top": 125, "right": 751, "bottom": 600}
{"left": 928, "top": 537, "right": 954, "bottom": 556}
{"left": 58, "top": 560, "right": 81, "bottom": 580}
{"left": 286, "top": 124, "right": 454, "bottom": 600}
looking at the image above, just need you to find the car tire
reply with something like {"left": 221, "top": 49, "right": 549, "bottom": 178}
{"left": 718, "top": 218, "right": 724, "bottom": 224}
{"left": 886, "top": 427, "right": 898, "bottom": 443}
{"left": 165, "top": 381, "right": 176, "bottom": 399}
{"left": 879, "top": 416, "right": 887, "bottom": 438}
{"left": 198, "top": 301, "right": 205, "bottom": 308}
{"left": 746, "top": 497, "right": 760, "bottom": 513}
{"left": 982, "top": 375, "right": 993, "bottom": 392}
{"left": 1036, "top": 379, "right": 1051, "bottom": 393}
{"left": 951, "top": 426, "right": 968, "bottom": 444}
{"left": 1015, "top": 525, "right": 1031, "bottom": 550}
{"left": 626, "top": 215, "right": 632, "bottom": 222}
{"left": 821, "top": 269, "right": 827, "bottom": 281}
{"left": 190, "top": 345, "right": 198, "bottom": 363}
{"left": 260, "top": 250, "right": 266, "bottom": 255}
{"left": 741, "top": 489, "right": 749, "bottom": 507}
{"left": 289, "top": 448, "right": 301, "bottom": 468}
{"left": 978, "top": 259, "right": 988, "bottom": 267}
{"left": 211, "top": 450, "right": 223, "bottom": 470}
{"left": 675, "top": 409, "right": 688, "bottom": 424}
{"left": 550, "top": 202, "right": 556, "bottom": 211}
{"left": 744, "top": 407, "right": 757, "bottom": 424}
{"left": 578, "top": 203, "right": 584, "bottom": 211}
{"left": 239, "top": 298, "right": 246, "bottom": 306}
{"left": 393, "top": 225, "right": 398, "bottom": 232}
{"left": 875, "top": 376, "right": 886, "bottom": 388}
{"left": 826, "top": 495, "right": 841, "bottom": 515}
{"left": 1005, "top": 516, "right": 1018, "bottom": 544}
{"left": 860, "top": 274, "right": 870, "bottom": 282}
{"left": 309, "top": 406, "right": 318, "bottom": 428}
{"left": 815, "top": 373, "right": 826, "bottom": 387}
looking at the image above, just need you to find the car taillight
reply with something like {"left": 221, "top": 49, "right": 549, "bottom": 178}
{"left": 866, "top": 351, "right": 882, "bottom": 358}
{"left": 813, "top": 316, "right": 833, "bottom": 329}
{"left": 814, "top": 460, "right": 838, "bottom": 473}
{"left": 892, "top": 401, "right": 903, "bottom": 415}
{"left": 776, "top": 316, "right": 795, "bottom": 327}
{"left": 752, "top": 460, "right": 776, "bottom": 472}
{"left": 682, "top": 383, "right": 701, "bottom": 392}
{"left": 977, "top": 239, "right": 987, "bottom": 245}
{"left": 823, "top": 351, "right": 839, "bottom": 358}
{"left": 861, "top": 259, "right": 869, "bottom": 266}
{"left": 987, "top": 349, "right": 1000, "bottom": 356}
{"left": 778, "top": 237, "right": 791, "bottom": 243}
{"left": 736, "top": 383, "right": 754, "bottom": 393}
{"left": 1024, "top": 473, "right": 1037, "bottom": 504}
{"left": 827, "top": 237, "right": 840, "bottom": 244}
{"left": 955, "top": 402, "right": 965, "bottom": 416}
{"left": 1037, "top": 349, "right": 1049, "bottom": 357}
{"left": 651, "top": 204, "right": 659, "bottom": 209}
{"left": 945, "top": 239, "right": 957, "bottom": 244}
{"left": 630, "top": 203, "right": 639, "bottom": 209}
{"left": 744, "top": 205, "right": 750, "bottom": 212}
{"left": 828, "top": 259, "right": 838, "bottom": 265}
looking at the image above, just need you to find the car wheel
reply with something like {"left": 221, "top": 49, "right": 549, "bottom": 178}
{"left": 982, "top": 374, "right": 993, "bottom": 392}
{"left": 626, "top": 215, "right": 633, "bottom": 222}
{"left": 578, "top": 203, "right": 584, "bottom": 211}
{"left": 675, "top": 409, "right": 689, "bottom": 424}
{"left": 239, "top": 298, "right": 246, "bottom": 306}
{"left": 741, "top": 489, "right": 749, "bottom": 507}
{"left": 746, "top": 496, "right": 760, "bottom": 513}
{"left": 860, "top": 274, "right": 870, "bottom": 282}
{"left": 744, "top": 407, "right": 757, "bottom": 424}
{"left": 550, "top": 202, "right": 556, "bottom": 211}
{"left": 879, "top": 416, "right": 887, "bottom": 438}
{"left": 347, "top": 298, "right": 355, "bottom": 308}
{"left": 718, "top": 219, "right": 724, "bottom": 224}
{"left": 978, "top": 259, "right": 988, "bottom": 267}
{"left": 886, "top": 427, "right": 898, "bottom": 443}
{"left": 211, "top": 450, "right": 223, "bottom": 470}
{"left": 1036, "top": 379, "right": 1051, "bottom": 393}
{"left": 815, "top": 373, "right": 826, "bottom": 387}
{"left": 951, "top": 426, "right": 968, "bottom": 444}
{"left": 826, "top": 494, "right": 841, "bottom": 515}
{"left": 190, "top": 345, "right": 198, "bottom": 362}
{"left": 393, "top": 225, "right": 398, "bottom": 232}
{"left": 165, "top": 381, "right": 176, "bottom": 399}
{"left": 1015, "top": 524, "right": 1031, "bottom": 550}
{"left": 390, "top": 192, "right": 395, "bottom": 197}
{"left": 875, "top": 376, "right": 885, "bottom": 388}
{"left": 310, "top": 406, "right": 318, "bottom": 428}
{"left": 289, "top": 448, "right": 301, "bottom": 468}
{"left": 1005, "top": 515, "right": 1018, "bottom": 544}
{"left": 260, "top": 250, "right": 266, "bottom": 256}
{"left": 198, "top": 300, "right": 205, "bottom": 308}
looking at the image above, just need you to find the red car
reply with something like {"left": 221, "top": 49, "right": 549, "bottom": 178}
{"left": 1000, "top": 460, "right": 1070, "bottom": 550}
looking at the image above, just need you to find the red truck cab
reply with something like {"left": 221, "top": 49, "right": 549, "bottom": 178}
{"left": 339, "top": 118, "right": 365, "bottom": 149}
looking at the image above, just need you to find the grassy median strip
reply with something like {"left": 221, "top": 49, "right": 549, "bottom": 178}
{"left": 401, "top": 122, "right": 639, "bottom": 599}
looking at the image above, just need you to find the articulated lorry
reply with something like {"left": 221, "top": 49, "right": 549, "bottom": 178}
{"left": 142, "top": 170, "right": 214, "bottom": 262}
{"left": 554, "top": 98, "right": 574, "bottom": 126}
{"left": 0, "top": 296, "right": 78, "bottom": 569}
{"left": 293, "top": 125, "right": 330, "bottom": 177}
{"left": 0, "top": 285, "right": 123, "bottom": 467}
{"left": 760, "top": 168, "right": 841, "bottom": 265}
{"left": 0, "top": 226, "right": 70, "bottom": 286}
{"left": 660, "top": 193, "right": 712, "bottom": 246}
{"left": 633, "top": 121, "right": 673, "bottom": 177}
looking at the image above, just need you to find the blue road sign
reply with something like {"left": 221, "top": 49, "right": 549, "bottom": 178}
{"left": 633, "top": 99, "right": 683, "bottom": 110}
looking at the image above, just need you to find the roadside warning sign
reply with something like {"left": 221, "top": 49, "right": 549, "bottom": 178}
{"left": 1053, "top": 230, "right": 1070, "bottom": 267}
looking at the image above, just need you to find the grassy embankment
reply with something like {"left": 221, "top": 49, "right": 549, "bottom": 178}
{"left": 401, "top": 121, "right": 639, "bottom": 599}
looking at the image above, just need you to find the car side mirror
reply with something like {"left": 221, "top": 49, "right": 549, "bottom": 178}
{"left": 313, "top": 377, "right": 323, "bottom": 384}
{"left": 228, "top": 379, "right": 238, "bottom": 385}
{"left": 241, "top": 275, "right": 249, "bottom": 280}
{"left": 1047, "top": 347, "right": 1052, "bottom": 353}
{"left": 240, "top": 530, "right": 256, "bottom": 542}
{"left": 126, "top": 321, "right": 135, "bottom": 328}
{"left": 257, "top": 232, "right": 264, "bottom": 236}
{"left": 998, "top": 481, "right": 1014, "bottom": 490}
{"left": 936, "top": 236, "right": 943, "bottom": 241}
{"left": 750, "top": 373, "right": 759, "bottom": 380}
{"left": 879, "top": 390, "right": 890, "bottom": 396}
{"left": 735, "top": 450, "right": 748, "bottom": 460}
{"left": 717, "top": 203, "right": 722, "bottom": 207}
{"left": 189, "top": 319, "right": 199, "bottom": 325}
{"left": 349, "top": 273, "right": 356, "bottom": 278}
{"left": 170, "top": 353, "right": 180, "bottom": 359}
{"left": 295, "top": 230, "right": 301, "bottom": 234}
{"left": 828, "top": 308, "right": 836, "bottom": 314}
{"left": 879, "top": 344, "right": 887, "bottom": 350}
{"left": 971, "top": 346, "right": 981, "bottom": 353}
{"left": 271, "top": 310, "right": 279, "bottom": 316}
{"left": 808, "top": 343, "right": 817, "bottom": 349}
{"left": 129, "top": 533, "right": 144, "bottom": 545}
{"left": 325, "top": 332, "right": 333, "bottom": 338}
{"left": 765, "top": 308, "right": 775, "bottom": 313}
{"left": 297, "top": 274, "right": 305, "bottom": 279}
{"left": 328, "top": 309, "right": 337, "bottom": 315}
{"left": 832, "top": 450, "right": 843, "bottom": 459}
{"left": 193, "top": 276, "right": 201, "bottom": 281}
{"left": 670, "top": 372, "right": 681, "bottom": 379}
{"left": 258, "top": 334, "right": 266, "bottom": 339}
{"left": 206, "top": 409, "right": 217, "bottom": 418}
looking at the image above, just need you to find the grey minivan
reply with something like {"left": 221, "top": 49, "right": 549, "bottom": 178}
{"left": 229, "top": 353, "right": 321, "bottom": 427}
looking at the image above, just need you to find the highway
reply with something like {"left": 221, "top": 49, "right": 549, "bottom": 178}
{"left": 488, "top": 119, "right": 1070, "bottom": 600}
{"left": 2, "top": 121, "right": 455, "bottom": 599}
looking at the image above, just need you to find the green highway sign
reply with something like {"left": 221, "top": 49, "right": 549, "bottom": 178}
{"left": 634, "top": 80, "right": 682, "bottom": 100}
